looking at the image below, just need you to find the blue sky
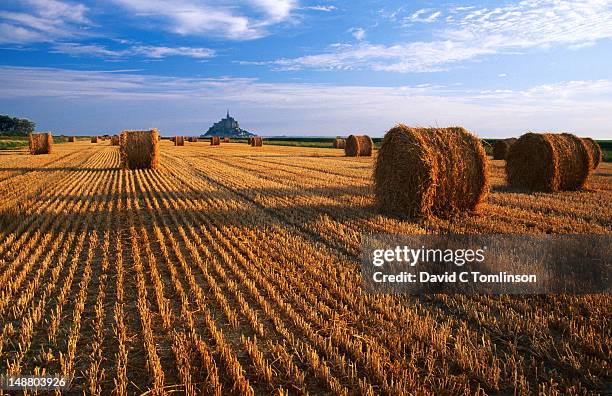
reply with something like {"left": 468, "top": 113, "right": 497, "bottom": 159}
{"left": 1, "top": 0, "right": 611, "bottom": 137}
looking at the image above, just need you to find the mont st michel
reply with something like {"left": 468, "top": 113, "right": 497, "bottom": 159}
{"left": 202, "top": 111, "right": 254, "bottom": 138}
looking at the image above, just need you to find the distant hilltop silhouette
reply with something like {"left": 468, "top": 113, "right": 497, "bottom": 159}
{"left": 202, "top": 110, "right": 254, "bottom": 137}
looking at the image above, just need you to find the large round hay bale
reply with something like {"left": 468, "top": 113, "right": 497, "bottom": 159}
{"left": 120, "top": 129, "right": 159, "bottom": 169}
{"left": 506, "top": 133, "right": 592, "bottom": 192}
{"left": 29, "top": 132, "right": 53, "bottom": 155}
{"left": 251, "top": 137, "right": 263, "bottom": 147}
{"left": 210, "top": 136, "right": 220, "bottom": 145}
{"left": 68, "top": 136, "right": 76, "bottom": 142}
{"left": 248, "top": 137, "right": 254, "bottom": 145}
{"left": 174, "top": 136, "right": 185, "bottom": 146}
{"left": 492, "top": 138, "right": 517, "bottom": 160}
{"left": 582, "top": 137, "right": 602, "bottom": 169}
{"left": 374, "top": 125, "right": 489, "bottom": 219}
{"left": 333, "top": 138, "right": 346, "bottom": 149}
{"left": 345, "top": 135, "right": 373, "bottom": 157}
{"left": 91, "top": 136, "right": 99, "bottom": 143}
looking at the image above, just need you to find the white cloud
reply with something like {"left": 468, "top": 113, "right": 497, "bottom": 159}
{"left": 1, "top": 66, "right": 611, "bottom": 138}
{"left": 110, "top": 0, "right": 298, "bottom": 40}
{"left": 249, "top": 0, "right": 296, "bottom": 22}
{"left": 0, "top": 0, "right": 90, "bottom": 44}
{"left": 350, "top": 27, "right": 365, "bottom": 41}
{"left": 498, "top": 73, "right": 507, "bottom": 77}
{"left": 406, "top": 9, "right": 441, "bottom": 23}
{"left": 259, "top": 0, "right": 612, "bottom": 72}
{"left": 52, "top": 43, "right": 215, "bottom": 59}
{"left": 306, "top": 5, "right": 336, "bottom": 12}
{"left": 132, "top": 45, "right": 215, "bottom": 59}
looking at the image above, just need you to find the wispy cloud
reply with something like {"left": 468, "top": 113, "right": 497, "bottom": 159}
{"left": 52, "top": 43, "right": 215, "bottom": 59}
{"left": 1, "top": 66, "right": 611, "bottom": 137}
{"left": 406, "top": 9, "right": 441, "bottom": 23}
{"left": 350, "top": 27, "right": 365, "bottom": 41}
{"left": 0, "top": 0, "right": 90, "bottom": 44}
{"left": 306, "top": 5, "right": 336, "bottom": 12}
{"left": 257, "top": 0, "right": 612, "bottom": 72}
{"left": 110, "top": 0, "right": 298, "bottom": 40}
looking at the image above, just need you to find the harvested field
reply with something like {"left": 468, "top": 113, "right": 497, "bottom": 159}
{"left": 0, "top": 141, "right": 610, "bottom": 395}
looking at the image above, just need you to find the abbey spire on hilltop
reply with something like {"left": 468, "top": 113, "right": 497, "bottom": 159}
{"left": 202, "top": 110, "right": 254, "bottom": 137}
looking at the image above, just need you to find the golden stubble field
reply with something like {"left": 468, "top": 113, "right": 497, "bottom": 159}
{"left": 0, "top": 140, "right": 610, "bottom": 395}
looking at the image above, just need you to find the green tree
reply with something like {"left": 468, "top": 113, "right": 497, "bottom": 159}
{"left": 0, "top": 115, "right": 36, "bottom": 136}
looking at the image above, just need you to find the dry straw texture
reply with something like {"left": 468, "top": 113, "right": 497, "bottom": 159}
{"left": 91, "top": 136, "right": 99, "bottom": 143}
{"left": 251, "top": 137, "right": 263, "bottom": 147}
{"left": 248, "top": 137, "right": 254, "bottom": 145}
{"left": 506, "top": 132, "right": 592, "bottom": 192}
{"left": 211, "top": 136, "right": 221, "bottom": 145}
{"left": 174, "top": 136, "right": 185, "bottom": 146}
{"left": 345, "top": 135, "right": 373, "bottom": 157}
{"left": 582, "top": 137, "right": 602, "bottom": 169}
{"left": 29, "top": 132, "right": 53, "bottom": 155}
{"left": 224, "top": 137, "right": 230, "bottom": 143}
{"left": 333, "top": 138, "right": 346, "bottom": 149}
{"left": 119, "top": 129, "right": 159, "bottom": 170}
{"left": 374, "top": 125, "right": 489, "bottom": 219}
{"left": 492, "top": 138, "right": 517, "bottom": 160}
{"left": 68, "top": 136, "right": 76, "bottom": 142}
{"left": 111, "top": 135, "right": 120, "bottom": 146}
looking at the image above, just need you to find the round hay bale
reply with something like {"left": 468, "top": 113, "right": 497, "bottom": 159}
{"left": 210, "top": 136, "right": 220, "bottom": 145}
{"left": 374, "top": 125, "right": 489, "bottom": 219}
{"left": 506, "top": 132, "right": 592, "bottom": 192}
{"left": 224, "top": 137, "right": 230, "bottom": 143}
{"left": 251, "top": 137, "right": 263, "bottom": 147}
{"left": 68, "top": 136, "right": 76, "bottom": 142}
{"left": 333, "top": 138, "right": 346, "bottom": 149}
{"left": 344, "top": 135, "right": 373, "bottom": 157}
{"left": 492, "top": 138, "right": 517, "bottom": 160}
{"left": 248, "top": 137, "right": 254, "bottom": 145}
{"left": 29, "top": 132, "right": 53, "bottom": 155}
{"left": 91, "top": 136, "right": 99, "bottom": 143}
{"left": 582, "top": 137, "right": 602, "bottom": 169}
{"left": 111, "top": 135, "right": 120, "bottom": 146}
{"left": 120, "top": 129, "right": 159, "bottom": 169}
{"left": 174, "top": 136, "right": 185, "bottom": 146}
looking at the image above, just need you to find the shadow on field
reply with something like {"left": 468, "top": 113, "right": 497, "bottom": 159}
{"left": 0, "top": 183, "right": 378, "bottom": 233}
{"left": 0, "top": 167, "right": 121, "bottom": 172}
{"left": 490, "top": 185, "right": 535, "bottom": 194}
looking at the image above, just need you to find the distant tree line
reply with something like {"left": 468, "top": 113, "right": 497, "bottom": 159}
{"left": 0, "top": 115, "right": 36, "bottom": 136}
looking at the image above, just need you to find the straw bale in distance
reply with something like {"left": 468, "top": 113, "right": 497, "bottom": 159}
{"left": 333, "top": 138, "right": 346, "bottom": 149}
{"left": 210, "top": 136, "right": 220, "bottom": 145}
{"left": 345, "top": 135, "right": 373, "bottom": 157}
{"left": 582, "top": 137, "right": 602, "bottom": 169}
{"left": 251, "top": 137, "right": 263, "bottom": 147}
{"left": 248, "top": 137, "right": 254, "bottom": 145}
{"left": 492, "top": 138, "right": 517, "bottom": 160}
{"left": 224, "top": 137, "right": 230, "bottom": 143}
{"left": 374, "top": 124, "right": 489, "bottom": 219}
{"left": 506, "top": 132, "right": 592, "bottom": 191}
{"left": 68, "top": 136, "right": 75, "bottom": 142}
{"left": 91, "top": 136, "right": 98, "bottom": 143}
{"left": 119, "top": 129, "right": 159, "bottom": 170}
{"left": 174, "top": 136, "right": 185, "bottom": 146}
{"left": 29, "top": 132, "right": 53, "bottom": 155}
{"left": 111, "top": 135, "right": 120, "bottom": 146}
